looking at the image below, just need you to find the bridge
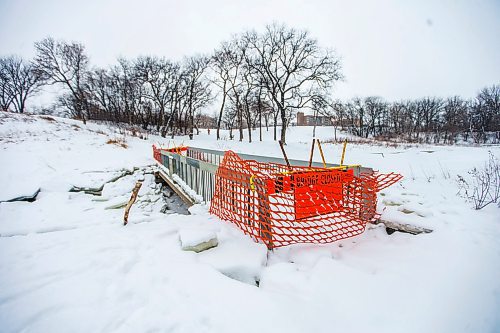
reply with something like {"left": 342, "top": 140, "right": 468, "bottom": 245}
{"left": 153, "top": 144, "right": 402, "bottom": 248}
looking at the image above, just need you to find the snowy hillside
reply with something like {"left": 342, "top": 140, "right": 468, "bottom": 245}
{"left": 0, "top": 112, "right": 499, "bottom": 333}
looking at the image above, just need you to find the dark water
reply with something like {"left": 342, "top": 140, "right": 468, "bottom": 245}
{"left": 160, "top": 184, "right": 190, "bottom": 215}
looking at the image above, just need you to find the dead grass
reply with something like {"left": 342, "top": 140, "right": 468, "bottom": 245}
{"left": 322, "top": 137, "right": 407, "bottom": 148}
{"left": 0, "top": 112, "right": 36, "bottom": 124}
{"left": 40, "top": 115, "right": 56, "bottom": 122}
{"left": 95, "top": 129, "right": 106, "bottom": 135}
{"left": 124, "top": 126, "right": 148, "bottom": 140}
{"left": 106, "top": 138, "right": 128, "bottom": 149}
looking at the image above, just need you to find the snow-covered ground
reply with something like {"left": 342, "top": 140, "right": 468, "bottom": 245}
{"left": 0, "top": 112, "right": 499, "bottom": 333}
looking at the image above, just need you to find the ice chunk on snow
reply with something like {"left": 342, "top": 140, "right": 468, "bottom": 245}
{"left": 179, "top": 228, "right": 218, "bottom": 252}
{"left": 100, "top": 175, "right": 138, "bottom": 199}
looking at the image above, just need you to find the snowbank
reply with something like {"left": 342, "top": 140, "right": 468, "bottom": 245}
{"left": 0, "top": 113, "right": 499, "bottom": 333}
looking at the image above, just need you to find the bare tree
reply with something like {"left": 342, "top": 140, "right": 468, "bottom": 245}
{"left": 223, "top": 37, "right": 248, "bottom": 142}
{"left": 388, "top": 102, "right": 405, "bottom": 136}
{"left": 471, "top": 85, "right": 500, "bottom": 142}
{"left": 182, "top": 56, "right": 212, "bottom": 138}
{"left": 419, "top": 97, "right": 443, "bottom": 142}
{"left": 0, "top": 58, "right": 15, "bottom": 111}
{"left": 458, "top": 152, "right": 500, "bottom": 209}
{"left": 87, "top": 68, "right": 113, "bottom": 119}
{"left": 135, "top": 56, "right": 179, "bottom": 135}
{"left": 364, "top": 96, "right": 387, "bottom": 138}
{"left": 244, "top": 23, "right": 342, "bottom": 144}
{"left": 442, "top": 96, "right": 468, "bottom": 144}
{"left": 0, "top": 56, "right": 42, "bottom": 113}
{"left": 252, "top": 81, "right": 270, "bottom": 141}
{"left": 211, "top": 43, "right": 234, "bottom": 140}
{"left": 34, "top": 37, "right": 89, "bottom": 122}
{"left": 349, "top": 97, "right": 365, "bottom": 137}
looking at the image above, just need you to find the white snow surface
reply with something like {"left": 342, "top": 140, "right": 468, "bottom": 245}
{"left": 0, "top": 112, "right": 499, "bottom": 333}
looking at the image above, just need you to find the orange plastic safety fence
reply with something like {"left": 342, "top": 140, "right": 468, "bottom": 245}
{"left": 153, "top": 145, "right": 162, "bottom": 163}
{"left": 209, "top": 151, "right": 402, "bottom": 249}
{"left": 152, "top": 145, "right": 188, "bottom": 163}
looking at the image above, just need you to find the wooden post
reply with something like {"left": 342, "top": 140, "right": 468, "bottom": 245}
{"left": 340, "top": 139, "right": 348, "bottom": 166}
{"left": 316, "top": 139, "right": 327, "bottom": 168}
{"left": 278, "top": 140, "right": 291, "bottom": 169}
{"left": 168, "top": 156, "right": 174, "bottom": 176}
{"left": 308, "top": 138, "right": 316, "bottom": 168}
{"left": 123, "top": 181, "right": 142, "bottom": 226}
{"left": 256, "top": 178, "right": 273, "bottom": 250}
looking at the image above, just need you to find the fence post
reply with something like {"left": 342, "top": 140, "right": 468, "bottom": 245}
{"left": 168, "top": 156, "right": 174, "bottom": 176}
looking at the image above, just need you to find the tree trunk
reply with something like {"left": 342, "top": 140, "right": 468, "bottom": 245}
{"left": 216, "top": 82, "right": 227, "bottom": 140}
{"left": 245, "top": 98, "right": 252, "bottom": 143}
{"left": 247, "top": 117, "right": 252, "bottom": 143}
{"left": 280, "top": 107, "right": 287, "bottom": 144}
{"left": 259, "top": 108, "right": 262, "bottom": 141}
{"left": 238, "top": 105, "right": 244, "bottom": 142}
{"left": 312, "top": 109, "right": 318, "bottom": 138}
{"left": 273, "top": 114, "right": 278, "bottom": 141}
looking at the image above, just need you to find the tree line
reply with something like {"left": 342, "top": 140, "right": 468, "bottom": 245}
{"left": 318, "top": 90, "right": 499, "bottom": 144}
{"left": 0, "top": 23, "right": 498, "bottom": 144}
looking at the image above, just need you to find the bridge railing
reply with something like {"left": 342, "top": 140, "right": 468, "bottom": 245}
{"left": 156, "top": 148, "right": 218, "bottom": 203}
{"left": 155, "top": 145, "right": 373, "bottom": 204}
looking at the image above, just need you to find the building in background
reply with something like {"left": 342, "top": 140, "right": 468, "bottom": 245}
{"left": 296, "top": 112, "right": 333, "bottom": 126}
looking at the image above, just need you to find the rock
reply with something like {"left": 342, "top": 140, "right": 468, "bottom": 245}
{"left": 160, "top": 204, "right": 169, "bottom": 214}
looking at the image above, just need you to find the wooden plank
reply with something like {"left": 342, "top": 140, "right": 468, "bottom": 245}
{"left": 155, "top": 167, "right": 195, "bottom": 207}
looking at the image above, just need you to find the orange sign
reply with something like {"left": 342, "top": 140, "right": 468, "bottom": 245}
{"left": 292, "top": 169, "right": 354, "bottom": 219}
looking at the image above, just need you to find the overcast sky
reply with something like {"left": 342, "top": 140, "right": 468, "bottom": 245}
{"left": 0, "top": 0, "right": 499, "bottom": 101}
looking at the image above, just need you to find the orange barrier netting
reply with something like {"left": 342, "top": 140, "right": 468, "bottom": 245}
{"left": 153, "top": 145, "right": 187, "bottom": 162}
{"left": 153, "top": 146, "right": 162, "bottom": 163}
{"left": 210, "top": 151, "right": 402, "bottom": 248}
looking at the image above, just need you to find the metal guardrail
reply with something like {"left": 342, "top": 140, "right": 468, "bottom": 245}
{"left": 186, "top": 146, "right": 372, "bottom": 176}
{"left": 158, "top": 146, "right": 373, "bottom": 204}
{"left": 187, "top": 146, "right": 339, "bottom": 168}
{"left": 159, "top": 149, "right": 218, "bottom": 203}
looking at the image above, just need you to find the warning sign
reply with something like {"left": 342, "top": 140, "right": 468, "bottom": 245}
{"left": 292, "top": 169, "right": 354, "bottom": 220}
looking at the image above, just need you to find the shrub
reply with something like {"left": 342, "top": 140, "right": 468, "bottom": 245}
{"left": 457, "top": 152, "right": 500, "bottom": 210}
{"left": 106, "top": 137, "right": 128, "bottom": 149}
